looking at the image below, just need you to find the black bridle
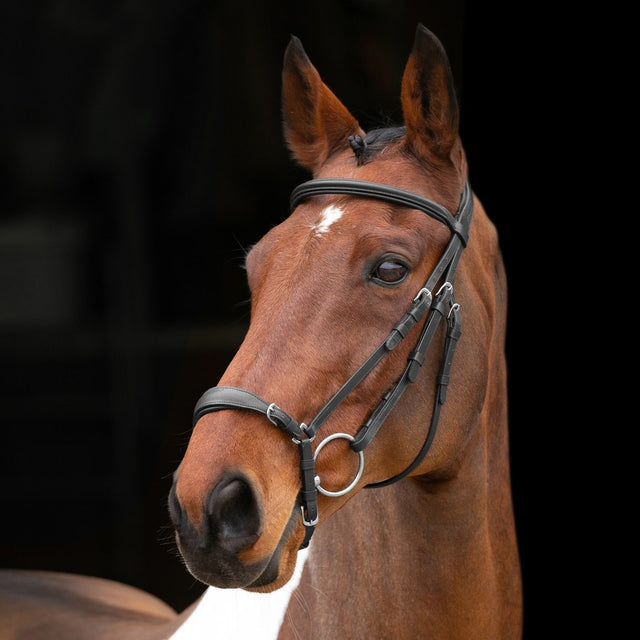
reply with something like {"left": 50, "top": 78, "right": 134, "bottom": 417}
{"left": 192, "top": 178, "right": 473, "bottom": 549}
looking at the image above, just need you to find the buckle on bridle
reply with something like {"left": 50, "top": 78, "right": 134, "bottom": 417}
{"left": 301, "top": 504, "right": 319, "bottom": 527}
{"left": 291, "top": 422, "right": 315, "bottom": 445}
{"left": 266, "top": 402, "right": 280, "bottom": 426}
{"left": 413, "top": 287, "right": 432, "bottom": 304}
{"left": 436, "top": 281, "right": 453, "bottom": 297}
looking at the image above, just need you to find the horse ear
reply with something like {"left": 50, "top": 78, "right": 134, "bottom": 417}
{"left": 282, "top": 36, "right": 364, "bottom": 172}
{"left": 401, "top": 24, "right": 460, "bottom": 163}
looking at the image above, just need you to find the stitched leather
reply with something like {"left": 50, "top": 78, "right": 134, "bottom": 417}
{"left": 290, "top": 178, "right": 469, "bottom": 245}
{"left": 193, "top": 387, "right": 302, "bottom": 439}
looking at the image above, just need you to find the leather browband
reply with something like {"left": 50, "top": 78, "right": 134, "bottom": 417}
{"left": 290, "top": 178, "right": 470, "bottom": 245}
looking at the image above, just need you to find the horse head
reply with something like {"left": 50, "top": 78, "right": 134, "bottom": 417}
{"left": 169, "top": 25, "right": 507, "bottom": 598}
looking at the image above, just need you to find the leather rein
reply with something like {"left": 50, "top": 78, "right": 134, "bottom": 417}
{"left": 192, "top": 178, "right": 473, "bottom": 549}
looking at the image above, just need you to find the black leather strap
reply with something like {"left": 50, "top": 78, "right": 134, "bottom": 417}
{"left": 194, "top": 387, "right": 269, "bottom": 423}
{"left": 304, "top": 287, "right": 433, "bottom": 438}
{"left": 291, "top": 178, "right": 470, "bottom": 245}
{"left": 193, "top": 387, "right": 302, "bottom": 439}
{"left": 192, "top": 386, "right": 318, "bottom": 549}
{"left": 363, "top": 295, "right": 462, "bottom": 489}
{"left": 351, "top": 284, "right": 453, "bottom": 454}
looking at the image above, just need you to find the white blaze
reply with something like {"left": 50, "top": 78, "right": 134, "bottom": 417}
{"left": 170, "top": 547, "right": 310, "bottom": 639}
{"left": 312, "top": 205, "right": 344, "bottom": 235}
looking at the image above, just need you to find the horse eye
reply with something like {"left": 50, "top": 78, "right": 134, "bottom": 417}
{"left": 372, "top": 259, "right": 409, "bottom": 285}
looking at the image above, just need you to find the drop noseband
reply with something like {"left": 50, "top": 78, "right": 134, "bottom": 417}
{"left": 192, "top": 178, "right": 473, "bottom": 549}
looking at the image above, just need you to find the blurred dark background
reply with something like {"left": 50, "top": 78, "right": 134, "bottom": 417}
{"left": 0, "top": 1, "right": 558, "bottom": 636}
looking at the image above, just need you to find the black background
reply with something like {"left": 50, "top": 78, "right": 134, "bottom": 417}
{"left": 0, "top": 1, "right": 569, "bottom": 637}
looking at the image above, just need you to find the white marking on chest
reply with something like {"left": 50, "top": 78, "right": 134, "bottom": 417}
{"left": 170, "top": 547, "right": 309, "bottom": 639}
{"left": 311, "top": 205, "right": 345, "bottom": 235}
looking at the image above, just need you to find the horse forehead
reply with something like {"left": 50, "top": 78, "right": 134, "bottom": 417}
{"left": 284, "top": 197, "right": 433, "bottom": 256}
{"left": 311, "top": 204, "right": 345, "bottom": 236}
{"left": 305, "top": 196, "right": 391, "bottom": 236}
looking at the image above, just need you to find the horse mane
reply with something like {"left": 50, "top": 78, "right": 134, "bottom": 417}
{"left": 349, "top": 125, "right": 406, "bottom": 165}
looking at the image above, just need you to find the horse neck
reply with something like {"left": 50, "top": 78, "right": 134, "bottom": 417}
{"left": 280, "top": 410, "right": 521, "bottom": 640}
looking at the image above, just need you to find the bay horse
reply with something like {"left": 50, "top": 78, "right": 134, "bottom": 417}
{"left": 170, "top": 23, "right": 522, "bottom": 639}
{"left": 0, "top": 24, "right": 521, "bottom": 639}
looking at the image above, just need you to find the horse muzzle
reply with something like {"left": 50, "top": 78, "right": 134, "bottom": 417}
{"left": 169, "top": 451, "right": 303, "bottom": 591}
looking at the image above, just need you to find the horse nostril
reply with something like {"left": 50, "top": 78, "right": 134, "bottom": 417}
{"left": 168, "top": 479, "right": 183, "bottom": 529}
{"left": 206, "top": 474, "right": 263, "bottom": 554}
